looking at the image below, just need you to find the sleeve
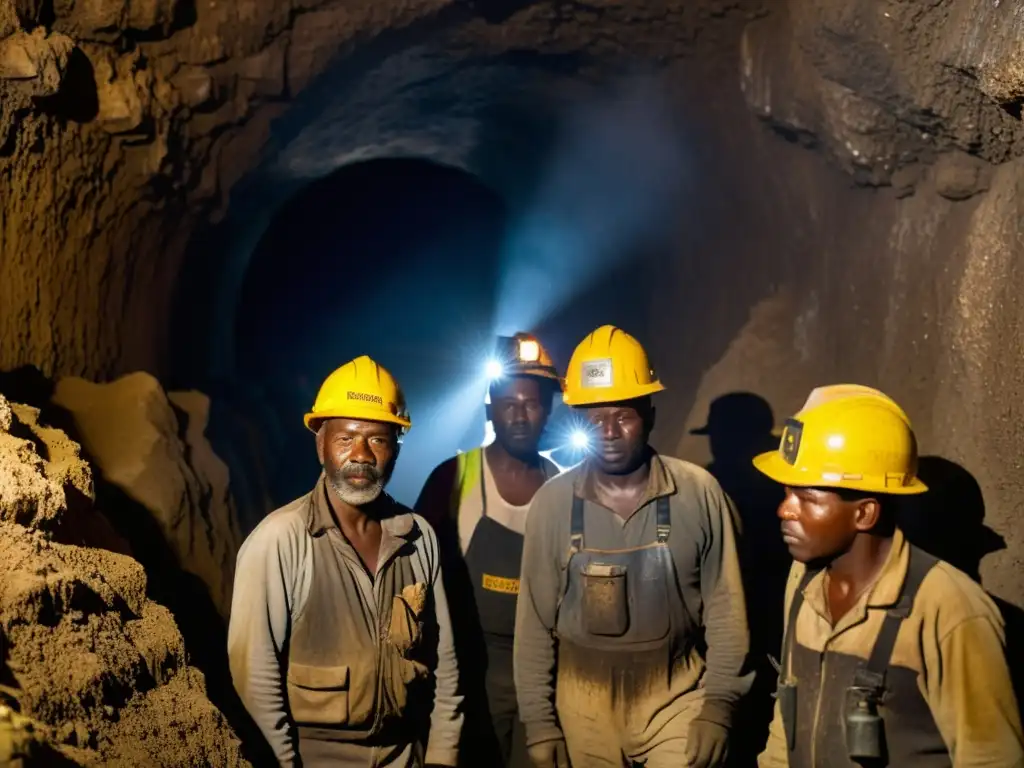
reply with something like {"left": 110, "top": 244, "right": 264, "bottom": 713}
{"left": 423, "top": 525, "right": 465, "bottom": 766}
{"left": 513, "top": 487, "right": 565, "bottom": 747}
{"left": 927, "top": 614, "right": 1024, "bottom": 766}
{"left": 695, "top": 481, "right": 756, "bottom": 728}
{"left": 226, "top": 515, "right": 309, "bottom": 767}
{"left": 757, "top": 563, "right": 804, "bottom": 767}
{"left": 413, "top": 459, "right": 458, "bottom": 532}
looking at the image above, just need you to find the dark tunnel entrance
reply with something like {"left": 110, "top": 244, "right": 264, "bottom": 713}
{"left": 229, "top": 155, "right": 659, "bottom": 526}
{"left": 234, "top": 158, "right": 508, "bottom": 511}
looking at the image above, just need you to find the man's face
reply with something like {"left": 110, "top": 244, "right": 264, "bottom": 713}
{"left": 580, "top": 399, "right": 652, "bottom": 475}
{"left": 487, "top": 376, "right": 552, "bottom": 460}
{"left": 316, "top": 418, "right": 399, "bottom": 506}
{"left": 776, "top": 486, "right": 874, "bottom": 563}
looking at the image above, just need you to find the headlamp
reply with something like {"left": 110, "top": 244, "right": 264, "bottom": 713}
{"left": 518, "top": 339, "right": 540, "bottom": 363}
{"left": 570, "top": 429, "right": 590, "bottom": 449}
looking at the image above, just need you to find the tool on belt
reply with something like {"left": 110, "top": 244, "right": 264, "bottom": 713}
{"left": 773, "top": 545, "right": 938, "bottom": 763}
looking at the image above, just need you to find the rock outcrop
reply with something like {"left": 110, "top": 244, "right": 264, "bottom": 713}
{"left": 0, "top": 392, "right": 247, "bottom": 766}
{"left": 739, "top": 0, "right": 1024, "bottom": 189}
{"left": 51, "top": 372, "right": 242, "bottom": 618}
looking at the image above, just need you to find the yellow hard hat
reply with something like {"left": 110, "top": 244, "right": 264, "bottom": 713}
{"left": 752, "top": 384, "right": 927, "bottom": 495}
{"left": 563, "top": 325, "right": 665, "bottom": 406}
{"left": 304, "top": 355, "right": 412, "bottom": 433}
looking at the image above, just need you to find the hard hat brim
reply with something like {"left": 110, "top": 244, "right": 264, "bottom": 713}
{"left": 303, "top": 409, "right": 412, "bottom": 434}
{"left": 563, "top": 380, "right": 665, "bottom": 407}
{"left": 504, "top": 367, "right": 565, "bottom": 391}
{"left": 752, "top": 451, "right": 929, "bottom": 495}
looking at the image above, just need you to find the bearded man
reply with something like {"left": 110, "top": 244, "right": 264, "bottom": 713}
{"left": 227, "top": 356, "right": 463, "bottom": 768}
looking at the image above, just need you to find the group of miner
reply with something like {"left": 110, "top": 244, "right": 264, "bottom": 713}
{"left": 226, "top": 325, "right": 1024, "bottom": 768}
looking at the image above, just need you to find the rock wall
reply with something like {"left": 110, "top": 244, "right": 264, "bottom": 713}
{"left": 0, "top": 393, "right": 247, "bottom": 766}
{"left": 50, "top": 372, "right": 242, "bottom": 618}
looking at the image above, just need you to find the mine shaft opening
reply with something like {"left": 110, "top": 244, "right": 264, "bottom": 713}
{"left": 228, "top": 154, "right": 657, "bottom": 531}
{"left": 233, "top": 157, "right": 509, "bottom": 518}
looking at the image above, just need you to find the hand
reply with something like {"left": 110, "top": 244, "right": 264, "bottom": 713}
{"left": 526, "top": 738, "right": 570, "bottom": 768}
{"left": 684, "top": 719, "right": 729, "bottom": 768}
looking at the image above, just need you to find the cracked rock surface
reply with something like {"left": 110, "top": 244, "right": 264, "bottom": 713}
{"left": 0, "top": 392, "right": 247, "bottom": 766}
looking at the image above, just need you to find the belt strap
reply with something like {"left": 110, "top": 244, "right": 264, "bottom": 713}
{"left": 854, "top": 545, "right": 938, "bottom": 693}
{"left": 569, "top": 495, "right": 671, "bottom": 552}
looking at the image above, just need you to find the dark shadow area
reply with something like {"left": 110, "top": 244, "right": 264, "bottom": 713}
{"left": 33, "top": 48, "right": 99, "bottom": 124}
{"left": 0, "top": 365, "right": 56, "bottom": 409}
{"left": 412, "top": 461, "right": 509, "bottom": 768}
{"left": 899, "top": 456, "right": 1024, "bottom": 714}
{"left": 689, "top": 392, "right": 787, "bottom": 768}
{"left": 232, "top": 157, "right": 509, "bottom": 514}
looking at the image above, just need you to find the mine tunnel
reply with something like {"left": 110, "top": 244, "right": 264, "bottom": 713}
{"left": 1, "top": 0, "right": 1024, "bottom": 764}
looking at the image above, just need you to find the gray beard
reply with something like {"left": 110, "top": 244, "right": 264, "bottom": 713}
{"left": 328, "top": 465, "right": 385, "bottom": 506}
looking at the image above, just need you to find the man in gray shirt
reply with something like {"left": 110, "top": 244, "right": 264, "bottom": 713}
{"left": 514, "top": 326, "right": 753, "bottom": 768}
{"left": 228, "top": 356, "right": 463, "bottom": 767}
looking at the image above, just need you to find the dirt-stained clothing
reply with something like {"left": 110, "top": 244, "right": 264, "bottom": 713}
{"left": 758, "top": 527, "right": 1024, "bottom": 768}
{"left": 514, "top": 453, "right": 752, "bottom": 764}
{"left": 227, "top": 476, "right": 463, "bottom": 767}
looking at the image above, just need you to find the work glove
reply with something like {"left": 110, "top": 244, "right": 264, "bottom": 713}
{"left": 526, "top": 738, "right": 570, "bottom": 768}
{"left": 684, "top": 718, "right": 729, "bottom": 768}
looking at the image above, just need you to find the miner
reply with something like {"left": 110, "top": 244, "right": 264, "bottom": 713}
{"left": 755, "top": 384, "right": 1024, "bottom": 767}
{"left": 415, "top": 332, "right": 562, "bottom": 768}
{"left": 227, "top": 355, "right": 462, "bottom": 767}
{"left": 514, "top": 325, "right": 753, "bottom": 768}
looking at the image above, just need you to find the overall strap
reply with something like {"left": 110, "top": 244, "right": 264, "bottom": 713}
{"left": 570, "top": 495, "right": 585, "bottom": 552}
{"left": 452, "top": 448, "right": 484, "bottom": 518}
{"left": 854, "top": 545, "right": 939, "bottom": 693}
{"left": 781, "top": 566, "right": 819, "bottom": 682}
{"left": 655, "top": 496, "right": 671, "bottom": 543}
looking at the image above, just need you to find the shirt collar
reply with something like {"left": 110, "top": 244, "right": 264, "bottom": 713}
{"left": 306, "top": 472, "right": 417, "bottom": 540}
{"left": 572, "top": 449, "right": 677, "bottom": 514}
{"left": 801, "top": 527, "right": 911, "bottom": 629}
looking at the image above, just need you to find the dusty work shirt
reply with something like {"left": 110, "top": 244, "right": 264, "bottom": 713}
{"left": 227, "top": 476, "right": 463, "bottom": 767}
{"left": 514, "top": 452, "right": 753, "bottom": 747}
{"left": 758, "top": 528, "right": 1024, "bottom": 768}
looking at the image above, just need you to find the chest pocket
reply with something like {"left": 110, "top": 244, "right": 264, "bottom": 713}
{"left": 287, "top": 663, "right": 350, "bottom": 727}
{"left": 556, "top": 496, "right": 680, "bottom": 650}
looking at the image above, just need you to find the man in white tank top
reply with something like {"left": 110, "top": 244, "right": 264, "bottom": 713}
{"left": 415, "top": 332, "right": 562, "bottom": 768}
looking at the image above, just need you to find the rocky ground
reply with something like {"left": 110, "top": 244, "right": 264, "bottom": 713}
{"left": 0, "top": 392, "right": 249, "bottom": 766}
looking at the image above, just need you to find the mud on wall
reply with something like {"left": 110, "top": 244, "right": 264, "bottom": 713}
{"left": 0, "top": 393, "right": 247, "bottom": 765}
{"left": 645, "top": 0, "right": 1024, "bottom": 616}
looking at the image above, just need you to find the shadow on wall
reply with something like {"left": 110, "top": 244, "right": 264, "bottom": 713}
{"left": 688, "top": 392, "right": 787, "bottom": 767}
{"left": 900, "top": 456, "right": 1024, "bottom": 712}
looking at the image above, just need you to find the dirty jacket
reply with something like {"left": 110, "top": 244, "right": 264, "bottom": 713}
{"left": 758, "top": 528, "right": 1024, "bottom": 768}
{"left": 513, "top": 452, "right": 753, "bottom": 747}
{"left": 227, "top": 476, "right": 463, "bottom": 767}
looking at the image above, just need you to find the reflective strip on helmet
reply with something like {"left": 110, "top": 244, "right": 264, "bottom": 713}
{"left": 781, "top": 418, "right": 803, "bottom": 465}
{"left": 581, "top": 358, "right": 614, "bottom": 388}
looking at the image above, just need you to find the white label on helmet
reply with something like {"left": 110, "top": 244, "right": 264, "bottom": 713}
{"left": 581, "top": 359, "right": 613, "bottom": 388}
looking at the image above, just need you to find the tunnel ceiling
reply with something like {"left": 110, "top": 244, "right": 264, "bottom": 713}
{"left": 1, "top": 0, "right": 1021, "bottom": 382}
